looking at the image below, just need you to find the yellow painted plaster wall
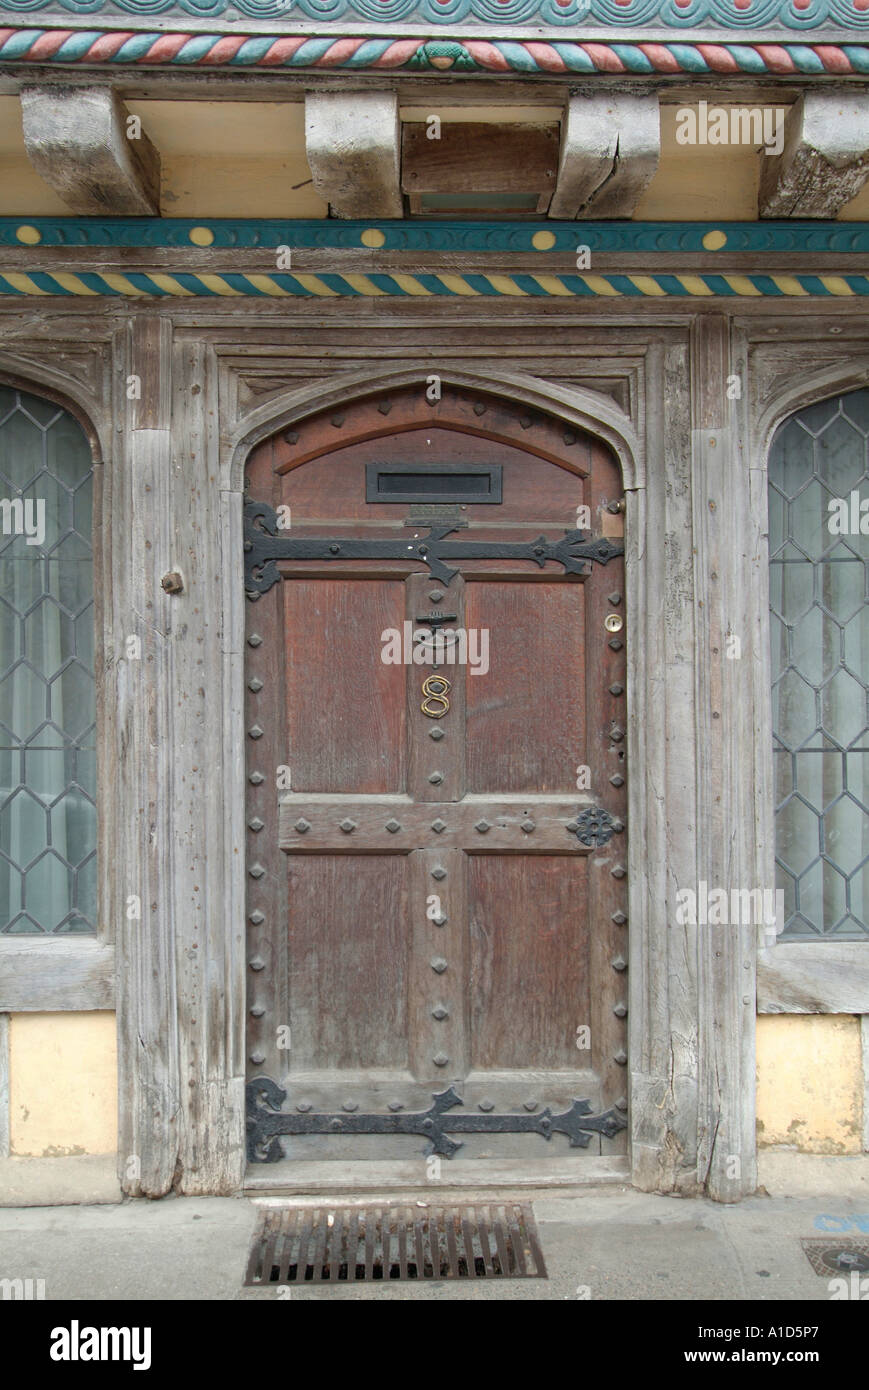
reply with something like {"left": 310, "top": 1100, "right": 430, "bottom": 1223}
{"left": 634, "top": 104, "right": 762, "bottom": 221}
{"left": 0, "top": 96, "right": 70, "bottom": 215}
{"left": 840, "top": 180, "right": 869, "bottom": 220}
{"left": 5, "top": 1010, "right": 865, "bottom": 1158}
{"left": 9, "top": 1013, "right": 117, "bottom": 1157}
{"left": 756, "top": 1014, "right": 863, "bottom": 1155}
{"left": 126, "top": 101, "right": 328, "bottom": 218}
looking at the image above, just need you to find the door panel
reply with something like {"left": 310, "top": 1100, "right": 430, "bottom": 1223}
{"left": 287, "top": 855, "right": 409, "bottom": 1070}
{"left": 468, "top": 855, "right": 590, "bottom": 1070}
{"left": 464, "top": 580, "right": 585, "bottom": 793}
{"left": 283, "top": 579, "right": 407, "bottom": 793}
{"left": 244, "top": 384, "right": 628, "bottom": 1167}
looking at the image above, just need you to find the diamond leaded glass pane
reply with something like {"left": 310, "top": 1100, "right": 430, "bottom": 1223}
{"left": 0, "top": 387, "right": 95, "bottom": 934}
{"left": 769, "top": 388, "right": 869, "bottom": 940}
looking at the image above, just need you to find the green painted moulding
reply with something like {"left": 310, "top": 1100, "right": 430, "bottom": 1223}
{"left": 1, "top": 218, "right": 869, "bottom": 253}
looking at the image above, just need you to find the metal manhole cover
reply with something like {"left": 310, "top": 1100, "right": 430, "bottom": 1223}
{"left": 800, "top": 1239, "right": 869, "bottom": 1276}
{"left": 245, "top": 1203, "right": 547, "bottom": 1284}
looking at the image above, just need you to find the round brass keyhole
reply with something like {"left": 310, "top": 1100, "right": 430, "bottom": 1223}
{"left": 605, "top": 613, "right": 624, "bottom": 633}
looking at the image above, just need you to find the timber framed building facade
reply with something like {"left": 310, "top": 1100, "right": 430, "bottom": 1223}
{"left": 0, "top": 0, "right": 867, "bottom": 1203}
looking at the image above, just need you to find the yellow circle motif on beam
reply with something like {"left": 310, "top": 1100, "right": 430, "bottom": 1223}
{"left": 532, "top": 231, "right": 557, "bottom": 251}
{"left": 702, "top": 230, "right": 727, "bottom": 251}
{"left": 15, "top": 226, "right": 41, "bottom": 245}
{"left": 189, "top": 226, "right": 215, "bottom": 247}
{"left": 361, "top": 229, "right": 386, "bottom": 248}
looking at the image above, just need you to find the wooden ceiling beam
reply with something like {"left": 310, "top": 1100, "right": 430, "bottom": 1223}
{"left": 19, "top": 85, "right": 160, "bottom": 216}
{"left": 759, "top": 92, "right": 869, "bottom": 219}
{"left": 549, "top": 94, "right": 660, "bottom": 221}
{"left": 305, "top": 91, "right": 402, "bottom": 219}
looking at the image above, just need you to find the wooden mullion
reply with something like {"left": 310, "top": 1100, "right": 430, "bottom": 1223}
{"left": 0, "top": 1014, "right": 9, "bottom": 1159}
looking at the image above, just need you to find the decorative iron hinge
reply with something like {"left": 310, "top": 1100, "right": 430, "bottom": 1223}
{"left": 246, "top": 1079, "right": 627, "bottom": 1162}
{"left": 243, "top": 499, "right": 624, "bottom": 596}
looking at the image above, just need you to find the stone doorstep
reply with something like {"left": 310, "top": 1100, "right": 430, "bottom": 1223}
{"left": 1, "top": 1150, "right": 868, "bottom": 1206}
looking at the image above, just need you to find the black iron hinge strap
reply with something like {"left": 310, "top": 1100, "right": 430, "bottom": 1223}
{"left": 243, "top": 499, "right": 623, "bottom": 596}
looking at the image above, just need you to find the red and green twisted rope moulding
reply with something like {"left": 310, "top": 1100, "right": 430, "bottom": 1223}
{"left": 1, "top": 29, "right": 869, "bottom": 72}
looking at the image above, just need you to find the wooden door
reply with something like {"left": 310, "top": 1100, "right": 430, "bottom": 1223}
{"left": 244, "top": 385, "right": 628, "bottom": 1166}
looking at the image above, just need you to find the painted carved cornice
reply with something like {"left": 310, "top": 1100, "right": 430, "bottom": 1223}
{"left": 0, "top": 29, "right": 868, "bottom": 72}
{"left": 1, "top": 0, "right": 868, "bottom": 29}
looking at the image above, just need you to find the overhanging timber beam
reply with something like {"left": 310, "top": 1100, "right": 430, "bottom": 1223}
{"left": 20, "top": 86, "right": 161, "bottom": 216}
{"left": 759, "top": 92, "right": 869, "bottom": 219}
{"left": 305, "top": 91, "right": 402, "bottom": 220}
{"left": 549, "top": 94, "right": 660, "bottom": 221}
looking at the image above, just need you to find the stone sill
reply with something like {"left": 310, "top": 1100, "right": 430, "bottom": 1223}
{"left": 758, "top": 1149, "right": 869, "bottom": 1197}
{"left": 0, "top": 1154, "right": 120, "bottom": 1207}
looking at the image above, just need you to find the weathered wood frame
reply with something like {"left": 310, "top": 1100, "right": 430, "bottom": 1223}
{"left": 0, "top": 356, "right": 114, "bottom": 1015}
{"left": 748, "top": 344, "right": 869, "bottom": 1155}
{"left": 0, "top": 296, "right": 867, "bottom": 1190}
{"left": 749, "top": 348, "right": 869, "bottom": 1019}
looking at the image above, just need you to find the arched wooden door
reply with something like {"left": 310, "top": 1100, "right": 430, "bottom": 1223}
{"left": 243, "top": 384, "right": 628, "bottom": 1170}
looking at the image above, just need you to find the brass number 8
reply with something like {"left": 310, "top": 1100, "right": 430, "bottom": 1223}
{"left": 421, "top": 675, "right": 451, "bottom": 719}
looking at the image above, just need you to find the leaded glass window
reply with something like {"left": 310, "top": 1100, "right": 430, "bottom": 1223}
{"left": 769, "top": 389, "right": 869, "bottom": 940}
{"left": 0, "top": 387, "right": 96, "bottom": 934}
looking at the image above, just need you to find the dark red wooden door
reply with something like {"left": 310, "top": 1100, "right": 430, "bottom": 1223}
{"left": 244, "top": 385, "right": 628, "bottom": 1165}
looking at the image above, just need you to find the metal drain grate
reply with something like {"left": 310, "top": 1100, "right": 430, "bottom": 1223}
{"left": 245, "top": 1203, "right": 547, "bottom": 1284}
{"left": 800, "top": 1239, "right": 869, "bottom": 1276}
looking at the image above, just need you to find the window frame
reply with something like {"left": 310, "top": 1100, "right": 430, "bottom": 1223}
{"left": 758, "top": 373, "right": 869, "bottom": 1016}
{"left": 0, "top": 373, "right": 112, "bottom": 1013}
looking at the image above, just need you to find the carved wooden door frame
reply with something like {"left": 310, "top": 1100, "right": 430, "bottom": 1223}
{"left": 224, "top": 339, "right": 758, "bottom": 1201}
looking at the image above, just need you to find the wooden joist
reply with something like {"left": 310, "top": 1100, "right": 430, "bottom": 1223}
{"left": 305, "top": 91, "right": 402, "bottom": 219}
{"left": 549, "top": 94, "right": 660, "bottom": 221}
{"left": 20, "top": 86, "right": 160, "bottom": 217}
{"left": 759, "top": 92, "right": 869, "bottom": 219}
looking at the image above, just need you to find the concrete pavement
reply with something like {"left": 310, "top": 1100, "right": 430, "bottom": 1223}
{"left": 1, "top": 1153, "right": 867, "bottom": 1301}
